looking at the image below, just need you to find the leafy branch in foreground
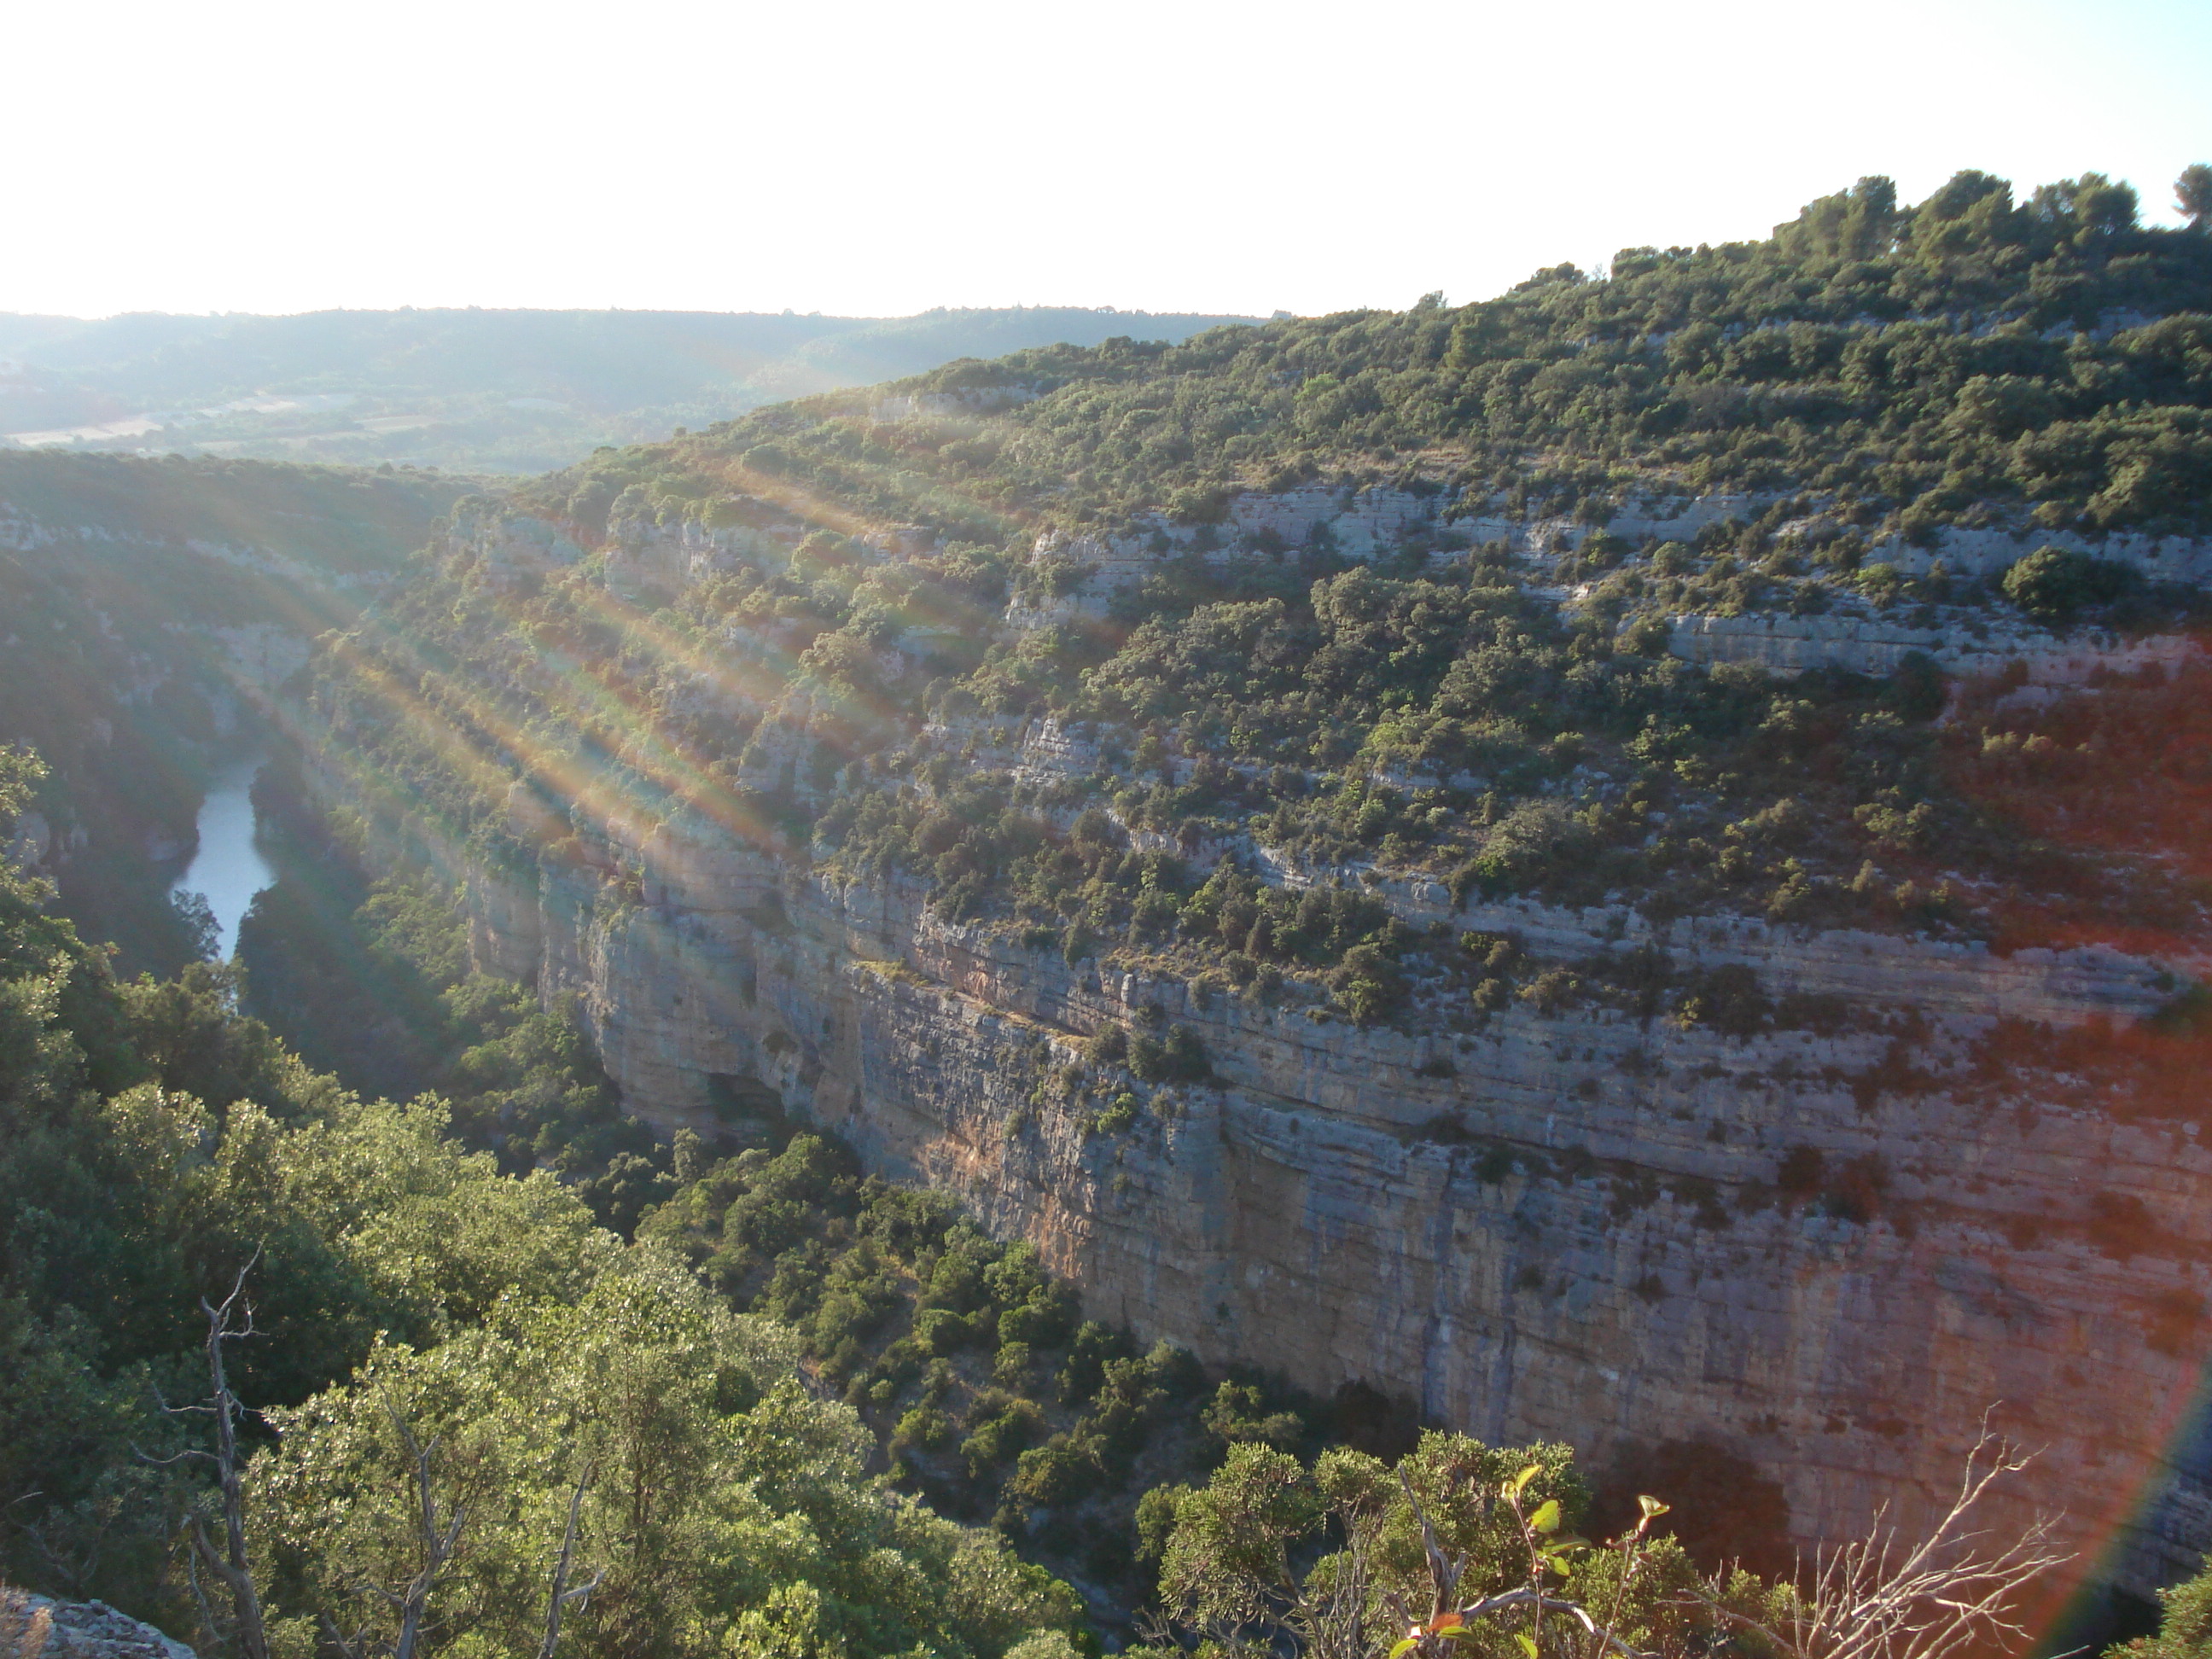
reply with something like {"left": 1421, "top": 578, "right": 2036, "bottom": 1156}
{"left": 1138, "top": 1425, "right": 2064, "bottom": 1659}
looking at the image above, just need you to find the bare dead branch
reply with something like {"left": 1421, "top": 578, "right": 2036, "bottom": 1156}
{"left": 182, "top": 1544, "right": 222, "bottom": 1659}
{"left": 174, "top": 1250, "right": 271, "bottom": 1659}
{"left": 382, "top": 1404, "right": 467, "bottom": 1659}
{"left": 536, "top": 1460, "right": 601, "bottom": 1659}
{"left": 1398, "top": 1469, "right": 1466, "bottom": 1621}
{"left": 1689, "top": 1423, "right": 2072, "bottom": 1659}
{"left": 318, "top": 1610, "right": 372, "bottom": 1659}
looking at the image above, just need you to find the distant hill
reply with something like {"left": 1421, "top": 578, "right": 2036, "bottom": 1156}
{"left": 0, "top": 306, "right": 1264, "bottom": 475}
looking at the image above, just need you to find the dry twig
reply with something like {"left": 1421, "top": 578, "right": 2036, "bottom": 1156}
{"left": 1697, "top": 1423, "right": 2071, "bottom": 1659}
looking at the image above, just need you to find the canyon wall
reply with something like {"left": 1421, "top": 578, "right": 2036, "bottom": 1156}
{"left": 296, "top": 484, "right": 2212, "bottom": 1606}
{"left": 311, "top": 730, "right": 2212, "bottom": 1605}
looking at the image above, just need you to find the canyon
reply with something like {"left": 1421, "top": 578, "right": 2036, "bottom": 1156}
{"left": 278, "top": 482, "right": 2212, "bottom": 1615}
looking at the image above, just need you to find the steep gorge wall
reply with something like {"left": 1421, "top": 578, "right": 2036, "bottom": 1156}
{"left": 296, "top": 482, "right": 2212, "bottom": 1604}
{"left": 308, "top": 734, "right": 2212, "bottom": 1605}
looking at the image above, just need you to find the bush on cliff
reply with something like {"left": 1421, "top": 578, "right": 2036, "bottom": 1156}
{"left": 2001, "top": 544, "right": 2139, "bottom": 623}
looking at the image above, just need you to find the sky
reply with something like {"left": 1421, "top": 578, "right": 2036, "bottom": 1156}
{"left": 6, "top": 0, "right": 2209, "bottom": 322}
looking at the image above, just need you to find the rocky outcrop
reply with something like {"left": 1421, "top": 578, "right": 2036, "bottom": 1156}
{"left": 1006, "top": 487, "right": 1464, "bottom": 628}
{"left": 444, "top": 495, "right": 588, "bottom": 591}
{"left": 0, "top": 1589, "right": 195, "bottom": 1658}
{"left": 998, "top": 487, "right": 2212, "bottom": 678}
{"left": 1669, "top": 609, "right": 2202, "bottom": 684}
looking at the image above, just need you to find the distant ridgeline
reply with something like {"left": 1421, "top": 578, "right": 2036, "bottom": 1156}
{"left": 0, "top": 306, "right": 1265, "bottom": 475}
{"left": 0, "top": 447, "right": 469, "bottom": 571}
{"left": 15, "top": 168, "right": 2212, "bottom": 1648}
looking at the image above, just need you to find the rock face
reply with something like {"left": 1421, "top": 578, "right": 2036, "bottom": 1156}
{"left": 1669, "top": 609, "right": 2203, "bottom": 684}
{"left": 995, "top": 486, "right": 2212, "bottom": 707}
{"left": 0, "top": 1588, "right": 195, "bottom": 1658}
{"left": 301, "top": 730, "right": 2212, "bottom": 1605}
{"left": 306, "top": 483, "right": 2212, "bottom": 1607}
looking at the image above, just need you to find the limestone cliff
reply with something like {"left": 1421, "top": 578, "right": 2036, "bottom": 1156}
{"left": 279, "top": 465, "right": 2212, "bottom": 1614}
{"left": 296, "top": 711, "right": 2212, "bottom": 1604}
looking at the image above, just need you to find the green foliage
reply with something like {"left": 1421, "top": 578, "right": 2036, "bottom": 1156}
{"left": 317, "top": 257, "right": 2212, "bottom": 1054}
{"left": 282, "top": 166, "right": 2212, "bottom": 1057}
{"left": 637, "top": 1126, "right": 1421, "bottom": 1622}
{"left": 1146, "top": 1431, "right": 1791, "bottom": 1659}
{"left": 1128, "top": 1024, "right": 1211, "bottom": 1084}
{"left": 0, "top": 933, "right": 612, "bottom": 1621}
{"left": 1201, "top": 1381, "right": 1305, "bottom": 1449}
{"left": 236, "top": 797, "right": 656, "bottom": 1231}
{"left": 2124, "top": 1554, "right": 2212, "bottom": 1657}
{"left": 2000, "top": 544, "right": 2138, "bottom": 622}
{"left": 2180, "top": 166, "right": 2212, "bottom": 230}
{"left": 0, "top": 748, "right": 1083, "bottom": 1654}
{"left": 0, "top": 451, "right": 469, "bottom": 575}
{"left": 45, "top": 168, "right": 2195, "bottom": 1644}
{"left": 608, "top": 171, "right": 2212, "bottom": 542}
{"left": 252, "top": 1260, "right": 1075, "bottom": 1659}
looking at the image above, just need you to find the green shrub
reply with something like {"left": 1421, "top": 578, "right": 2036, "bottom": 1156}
{"left": 1127, "top": 1025, "right": 1211, "bottom": 1084}
{"left": 2001, "top": 544, "right": 2136, "bottom": 621}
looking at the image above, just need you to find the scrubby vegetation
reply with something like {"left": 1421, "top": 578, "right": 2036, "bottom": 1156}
{"left": 0, "top": 747, "right": 1883, "bottom": 1656}
{"left": 224, "top": 806, "right": 1408, "bottom": 1623}
{"left": 236, "top": 761, "right": 675, "bottom": 1230}
{"left": 315, "top": 487, "right": 2212, "bottom": 1040}
{"left": 641, "top": 1126, "right": 1420, "bottom": 1621}
{"left": 2128, "top": 1553, "right": 2212, "bottom": 1659}
{"left": 282, "top": 166, "right": 2212, "bottom": 1039}
{"left": 553, "top": 167, "right": 2212, "bottom": 539}
{"left": 11, "top": 166, "right": 2210, "bottom": 1655}
{"left": 0, "top": 451, "right": 472, "bottom": 573}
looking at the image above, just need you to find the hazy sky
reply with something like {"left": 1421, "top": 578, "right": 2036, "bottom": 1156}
{"left": 9, "top": 0, "right": 2209, "bottom": 321}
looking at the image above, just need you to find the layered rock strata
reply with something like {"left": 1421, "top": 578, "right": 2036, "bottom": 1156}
{"left": 326, "top": 486, "right": 2212, "bottom": 1605}
{"left": 312, "top": 735, "right": 2212, "bottom": 1604}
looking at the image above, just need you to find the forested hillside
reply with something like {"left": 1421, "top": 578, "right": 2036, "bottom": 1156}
{"left": 639, "top": 170, "right": 2212, "bottom": 534}
{"left": 0, "top": 750, "right": 1870, "bottom": 1659}
{"left": 332, "top": 169, "right": 2212, "bottom": 1034}
{"left": 226, "top": 768, "right": 1425, "bottom": 1622}
{"left": 0, "top": 748, "right": 1086, "bottom": 1655}
{"left": 276, "top": 170, "right": 2212, "bottom": 1641}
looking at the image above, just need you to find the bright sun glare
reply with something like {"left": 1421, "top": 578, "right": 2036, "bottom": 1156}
{"left": 6, "top": 0, "right": 2209, "bottom": 318}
